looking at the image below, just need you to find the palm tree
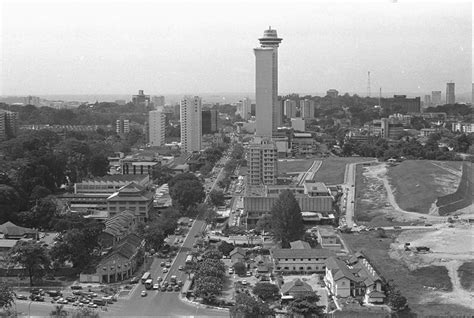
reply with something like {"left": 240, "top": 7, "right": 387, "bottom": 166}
{"left": 50, "top": 305, "right": 68, "bottom": 317}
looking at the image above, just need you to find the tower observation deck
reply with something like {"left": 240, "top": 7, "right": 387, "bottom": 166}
{"left": 258, "top": 27, "right": 283, "bottom": 47}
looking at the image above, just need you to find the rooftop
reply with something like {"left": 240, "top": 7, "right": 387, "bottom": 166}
{"left": 281, "top": 278, "right": 313, "bottom": 295}
{"left": 289, "top": 240, "right": 311, "bottom": 250}
{"left": 272, "top": 248, "right": 335, "bottom": 259}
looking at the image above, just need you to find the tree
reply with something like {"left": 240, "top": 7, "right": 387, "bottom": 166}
{"left": 230, "top": 293, "right": 274, "bottom": 318}
{"left": 255, "top": 214, "right": 272, "bottom": 234}
{"left": 151, "top": 165, "right": 174, "bottom": 186}
{"left": 252, "top": 282, "right": 280, "bottom": 301}
{"left": 233, "top": 262, "right": 246, "bottom": 276}
{"left": 385, "top": 281, "right": 409, "bottom": 312}
{"left": 217, "top": 241, "right": 235, "bottom": 256}
{"left": 0, "top": 185, "right": 20, "bottom": 224}
{"left": 0, "top": 283, "right": 15, "bottom": 310}
{"left": 169, "top": 173, "right": 205, "bottom": 213}
{"left": 194, "top": 275, "right": 223, "bottom": 304}
{"left": 270, "top": 190, "right": 304, "bottom": 247}
{"left": 20, "top": 197, "right": 58, "bottom": 230}
{"left": 50, "top": 305, "right": 68, "bottom": 317}
{"left": 287, "top": 293, "right": 325, "bottom": 318}
{"left": 209, "top": 190, "right": 225, "bottom": 207}
{"left": 9, "top": 241, "right": 50, "bottom": 286}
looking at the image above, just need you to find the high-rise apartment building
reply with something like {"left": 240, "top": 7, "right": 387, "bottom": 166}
{"left": 202, "top": 109, "right": 218, "bottom": 134}
{"left": 284, "top": 99, "right": 297, "bottom": 119}
{"left": 0, "top": 110, "right": 18, "bottom": 141}
{"left": 446, "top": 82, "right": 455, "bottom": 104}
{"left": 248, "top": 138, "right": 278, "bottom": 186}
{"left": 237, "top": 97, "right": 252, "bottom": 120}
{"left": 148, "top": 110, "right": 165, "bottom": 147}
{"left": 132, "top": 90, "right": 150, "bottom": 107}
{"left": 116, "top": 118, "right": 130, "bottom": 135}
{"left": 423, "top": 95, "right": 431, "bottom": 108}
{"left": 300, "top": 99, "right": 315, "bottom": 118}
{"left": 432, "top": 91, "right": 442, "bottom": 106}
{"left": 23, "top": 96, "right": 41, "bottom": 106}
{"left": 180, "top": 96, "right": 202, "bottom": 153}
{"left": 254, "top": 27, "right": 282, "bottom": 137}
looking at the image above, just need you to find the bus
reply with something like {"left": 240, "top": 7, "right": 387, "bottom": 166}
{"left": 185, "top": 254, "right": 193, "bottom": 265}
{"left": 141, "top": 272, "right": 151, "bottom": 284}
{"left": 144, "top": 279, "right": 153, "bottom": 290}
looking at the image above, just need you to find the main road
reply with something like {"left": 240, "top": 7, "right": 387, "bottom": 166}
{"left": 16, "top": 151, "right": 232, "bottom": 317}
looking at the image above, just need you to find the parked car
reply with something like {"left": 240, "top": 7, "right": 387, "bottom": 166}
{"left": 174, "top": 285, "right": 180, "bottom": 292}
{"left": 130, "top": 277, "right": 139, "bottom": 284}
{"left": 157, "top": 276, "right": 163, "bottom": 283}
{"left": 16, "top": 294, "right": 27, "bottom": 300}
{"left": 241, "top": 280, "right": 247, "bottom": 285}
{"left": 141, "top": 291, "right": 147, "bottom": 297}
{"left": 66, "top": 296, "right": 77, "bottom": 302}
{"left": 160, "top": 262, "right": 165, "bottom": 267}
{"left": 167, "top": 286, "right": 173, "bottom": 292}
{"left": 153, "top": 284, "right": 159, "bottom": 290}
{"left": 165, "top": 262, "right": 171, "bottom": 268}
{"left": 162, "top": 268, "right": 169, "bottom": 273}
{"left": 88, "top": 302, "right": 98, "bottom": 308}
{"left": 160, "top": 286, "right": 167, "bottom": 292}
{"left": 178, "top": 265, "right": 184, "bottom": 271}
{"left": 71, "top": 285, "right": 83, "bottom": 290}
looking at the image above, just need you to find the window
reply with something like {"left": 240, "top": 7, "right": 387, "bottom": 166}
{"left": 301, "top": 258, "right": 304, "bottom": 261}
{"left": 307, "top": 266, "right": 312, "bottom": 270}
{"left": 299, "top": 267, "right": 304, "bottom": 270}
{"left": 284, "top": 267, "right": 289, "bottom": 270}
{"left": 285, "top": 259, "right": 288, "bottom": 261}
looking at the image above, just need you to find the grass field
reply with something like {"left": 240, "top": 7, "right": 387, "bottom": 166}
{"left": 278, "top": 159, "right": 314, "bottom": 174}
{"left": 341, "top": 232, "right": 472, "bottom": 316}
{"left": 387, "top": 160, "right": 462, "bottom": 213}
{"left": 312, "top": 156, "right": 374, "bottom": 185}
{"left": 458, "top": 261, "right": 474, "bottom": 291}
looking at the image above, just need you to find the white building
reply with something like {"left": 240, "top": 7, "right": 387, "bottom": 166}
{"left": 291, "top": 118, "right": 305, "bottom": 131}
{"left": 148, "top": 110, "right": 165, "bottom": 147}
{"left": 180, "top": 96, "right": 202, "bottom": 153}
{"left": 254, "top": 27, "right": 282, "bottom": 137}
{"left": 247, "top": 138, "right": 278, "bottom": 186}
{"left": 237, "top": 97, "right": 252, "bottom": 120}
{"left": 300, "top": 99, "right": 315, "bottom": 118}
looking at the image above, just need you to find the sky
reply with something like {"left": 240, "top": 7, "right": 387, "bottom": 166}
{"left": 0, "top": 0, "right": 472, "bottom": 97}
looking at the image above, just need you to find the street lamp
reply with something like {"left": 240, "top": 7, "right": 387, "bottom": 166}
{"left": 28, "top": 300, "right": 32, "bottom": 318}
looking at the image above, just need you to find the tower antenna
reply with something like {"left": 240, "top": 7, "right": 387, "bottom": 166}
{"left": 367, "top": 71, "right": 371, "bottom": 97}
{"left": 379, "top": 87, "right": 382, "bottom": 106}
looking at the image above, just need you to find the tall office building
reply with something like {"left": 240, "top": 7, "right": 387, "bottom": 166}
{"left": 0, "top": 110, "right": 18, "bottom": 141}
{"left": 446, "top": 82, "right": 455, "bottom": 104}
{"left": 202, "top": 109, "right": 218, "bottom": 134}
{"left": 180, "top": 96, "right": 202, "bottom": 153}
{"left": 116, "top": 118, "right": 130, "bottom": 135}
{"left": 432, "top": 91, "right": 442, "bottom": 106}
{"left": 284, "top": 99, "right": 297, "bottom": 119}
{"left": 148, "top": 110, "right": 165, "bottom": 147}
{"left": 247, "top": 138, "right": 278, "bottom": 186}
{"left": 423, "top": 95, "right": 431, "bottom": 108}
{"left": 254, "top": 27, "right": 282, "bottom": 137}
{"left": 300, "top": 99, "right": 315, "bottom": 118}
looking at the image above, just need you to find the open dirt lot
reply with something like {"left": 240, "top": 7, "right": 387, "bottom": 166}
{"left": 390, "top": 224, "right": 474, "bottom": 312}
{"left": 313, "top": 157, "right": 373, "bottom": 185}
{"left": 342, "top": 229, "right": 473, "bottom": 316}
{"left": 278, "top": 159, "right": 314, "bottom": 174}
{"left": 354, "top": 161, "right": 472, "bottom": 226}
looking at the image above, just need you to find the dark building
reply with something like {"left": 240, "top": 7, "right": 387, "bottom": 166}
{"left": 132, "top": 90, "right": 150, "bottom": 107}
{"left": 381, "top": 95, "right": 421, "bottom": 114}
{"left": 202, "top": 109, "right": 218, "bottom": 134}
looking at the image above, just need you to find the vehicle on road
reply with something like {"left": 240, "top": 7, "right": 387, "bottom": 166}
{"left": 157, "top": 276, "right": 162, "bottom": 283}
{"left": 70, "top": 285, "right": 82, "bottom": 290}
{"left": 144, "top": 278, "right": 153, "bottom": 290}
{"left": 16, "top": 294, "right": 27, "bottom": 300}
{"left": 170, "top": 275, "right": 177, "bottom": 285}
{"left": 141, "top": 272, "right": 151, "bottom": 283}
{"left": 167, "top": 286, "right": 173, "bottom": 292}
{"left": 174, "top": 285, "right": 181, "bottom": 292}
{"left": 93, "top": 299, "right": 106, "bottom": 306}
{"left": 153, "top": 284, "right": 159, "bottom": 290}
{"left": 141, "top": 291, "right": 147, "bottom": 297}
{"left": 178, "top": 265, "right": 184, "bottom": 271}
{"left": 185, "top": 254, "right": 193, "bottom": 265}
{"left": 165, "top": 262, "right": 171, "bottom": 268}
{"left": 130, "top": 276, "right": 139, "bottom": 284}
{"left": 163, "top": 268, "right": 169, "bottom": 273}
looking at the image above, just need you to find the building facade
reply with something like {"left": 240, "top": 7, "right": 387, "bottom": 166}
{"left": 247, "top": 138, "right": 278, "bottom": 186}
{"left": 326, "top": 89, "right": 339, "bottom": 98}
{"left": 431, "top": 91, "right": 442, "bottom": 106}
{"left": 284, "top": 99, "right": 297, "bottom": 119}
{"left": 106, "top": 182, "right": 153, "bottom": 222}
{"left": 0, "top": 110, "right": 18, "bottom": 141}
{"left": 148, "top": 110, "right": 165, "bottom": 147}
{"left": 254, "top": 28, "right": 282, "bottom": 137}
{"left": 446, "top": 82, "right": 455, "bottom": 104}
{"left": 132, "top": 90, "right": 150, "bottom": 107}
{"left": 152, "top": 95, "right": 165, "bottom": 109}
{"left": 300, "top": 99, "right": 315, "bottom": 118}
{"left": 380, "top": 95, "right": 421, "bottom": 113}
{"left": 423, "top": 95, "right": 431, "bottom": 108}
{"left": 180, "top": 96, "right": 202, "bottom": 153}
{"left": 202, "top": 109, "right": 218, "bottom": 134}
{"left": 272, "top": 247, "right": 335, "bottom": 274}
{"left": 116, "top": 118, "right": 130, "bottom": 136}
{"left": 371, "top": 118, "right": 403, "bottom": 140}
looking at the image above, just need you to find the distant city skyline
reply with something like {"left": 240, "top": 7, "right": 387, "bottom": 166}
{"left": 0, "top": 0, "right": 472, "bottom": 97}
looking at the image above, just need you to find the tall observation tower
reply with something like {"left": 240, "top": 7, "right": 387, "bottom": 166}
{"left": 254, "top": 27, "right": 282, "bottom": 137}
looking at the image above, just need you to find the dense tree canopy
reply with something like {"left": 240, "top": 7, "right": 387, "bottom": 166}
{"left": 252, "top": 282, "right": 280, "bottom": 301}
{"left": 270, "top": 190, "right": 305, "bottom": 247}
{"left": 0, "top": 282, "right": 15, "bottom": 310}
{"left": 9, "top": 241, "right": 50, "bottom": 286}
{"left": 169, "top": 173, "right": 205, "bottom": 213}
{"left": 230, "top": 293, "right": 274, "bottom": 318}
{"left": 287, "top": 293, "right": 326, "bottom": 318}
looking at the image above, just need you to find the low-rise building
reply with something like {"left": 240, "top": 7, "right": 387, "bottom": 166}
{"left": 230, "top": 247, "right": 246, "bottom": 264}
{"left": 106, "top": 182, "right": 153, "bottom": 222}
{"left": 324, "top": 253, "right": 385, "bottom": 304}
{"left": 99, "top": 210, "right": 137, "bottom": 248}
{"left": 281, "top": 278, "right": 314, "bottom": 298}
{"left": 272, "top": 245, "right": 335, "bottom": 274}
{"left": 317, "top": 227, "right": 342, "bottom": 251}
{"left": 0, "top": 222, "right": 38, "bottom": 240}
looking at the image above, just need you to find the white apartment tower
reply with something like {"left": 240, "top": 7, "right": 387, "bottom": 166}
{"left": 254, "top": 27, "right": 282, "bottom": 137}
{"left": 300, "top": 99, "right": 315, "bottom": 118}
{"left": 180, "top": 96, "right": 202, "bottom": 153}
{"left": 284, "top": 99, "right": 297, "bottom": 119}
{"left": 148, "top": 110, "right": 165, "bottom": 147}
{"left": 248, "top": 138, "right": 278, "bottom": 186}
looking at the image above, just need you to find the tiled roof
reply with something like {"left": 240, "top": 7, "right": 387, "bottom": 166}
{"left": 272, "top": 248, "right": 335, "bottom": 259}
{"left": 230, "top": 247, "right": 245, "bottom": 256}
{"left": 281, "top": 279, "right": 313, "bottom": 294}
{"left": 0, "top": 222, "right": 36, "bottom": 236}
{"left": 326, "top": 256, "right": 382, "bottom": 287}
{"left": 104, "top": 210, "right": 135, "bottom": 237}
{"left": 368, "top": 290, "right": 386, "bottom": 298}
{"left": 289, "top": 240, "right": 311, "bottom": 249}
{"left": 99, "top": 233, "right": 143, "bottom": 264}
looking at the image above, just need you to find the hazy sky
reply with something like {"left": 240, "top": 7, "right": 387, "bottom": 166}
{"left": 1, "top": 0, "right": 472, "bottom": 96}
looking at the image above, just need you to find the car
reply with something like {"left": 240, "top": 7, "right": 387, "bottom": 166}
{"left": 66, "top": 296, "right": 77, "bottom": 302}
{"left": 141, "top": 291, "right": 147, "bottom": 297}
{"left": 162, "top": 268, "right": 169, "bottom": 273}
{"left": 153, "top": 284, "right": 159, "bottom": 290}
{"left": 160, "top": 262, "right": 165, "bottom": 267}
{"left": 58, "top": 298, "right": 68, "bottom": 305}
{"left": 72, "top": 302, "right": 79, "bottom": 306}
{"left": 72, "top": 291, "right": 83, "bottom": 296}
{"left": 178, "top": 265, "right": 184, "bottom": 271}
{"left": 174, "top": 285, "right": 181, "bottom": 292}
{"left": 425, "top": 223, "right": 433, "bottom": 227}
{"left": 130, "top": 276, "right": 139, "bottom": 284}
{"left": 241, "top": 280, "right": 247, "bottom": 285}
{"left": 163, "top": 281, "right": 169, "bottom": 287}
{"left": 157, "top": 276, "right": 163, "bottom": 283}
{"left": 165, "top": 262, "right": 171, "bottom": 268}
{"left": 160, "top": 286, "right": 167, "bottom": 292}
{"left": 52, "top": 296, "right": 61, "bottom": 301}
{"left": 71, "top": 285, "right": 83, "bottom": 290}
{"left": 167, "top": 286, "right": 173, "bottom": 292}
{"left": 393, "top": 226, "right": 402, "bottom": 230}
{"left": 16, "top": 294, "right": 27, "bottom": 300}
{"left": 228, "top": 269, "right": 234, "bottom": 274}
{"left": 88, "top": 303, "right": 98, "bottom": 308}
{"left": 246, "top": 271, "right": 252, "bottom": 276}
